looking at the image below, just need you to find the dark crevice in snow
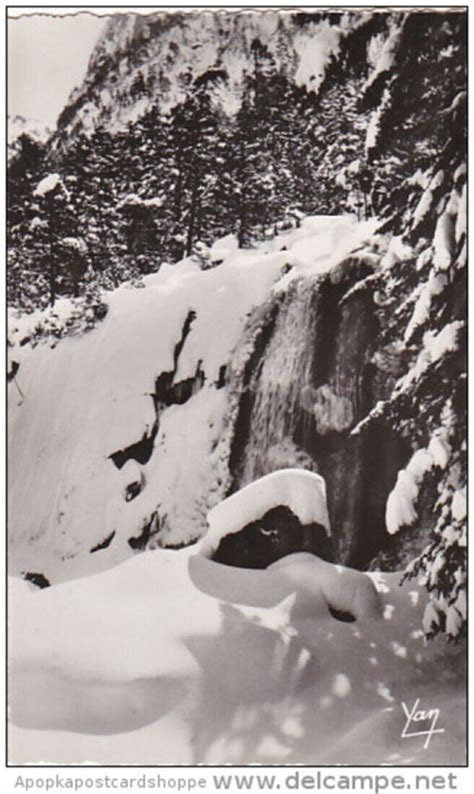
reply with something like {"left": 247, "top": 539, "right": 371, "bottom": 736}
{"left": 155, "top": 362, "right": 205, "bottom": 407}
{"left": 216, "top": 364, "right": 227, "bottom": 389}
{"left": 329, "top": 607, "right": 356, "bottom": 623}
{"left": 211, "top": 505, "right": 333, "bottom": 569}
{"left": 23, "top": 572, "right": 50, "bottom": 589}
{"left": 174, "top": 309, "right": 196, "bottom": 365}
{"left": 125, "top": 480, "right": 142, "bottom": 502}
{"left": 109, "top": 418, "right": 158, "bottom": 469}
{"left": 128, "top": 512, "right": 159, "bottom": 550}
{"left": 153, "top": 310, "right": 206, "bottom": 407}
{"left": 7, "top": 360, "right": 20, "bottom": 382}
{"left": 90, "top": 531, "right": 116, "bottom": 553}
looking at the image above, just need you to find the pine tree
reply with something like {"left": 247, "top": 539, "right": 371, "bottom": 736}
{"left": 231, "top": 42, "right": 282, "bottom": 244}
{"left": 167, "top": 67, "right": 229, "bottom": 255}
{"left": 346, "top": 10, "right": 467, "bottom": 640}
{"left": 361, "top": 12, "right": 466, "bottom": 230}
{"left": 7, "top": 134, "right": 47, "bottom": 309}
{"left": 30, "top": 173, "right": 81, "bottom": 306}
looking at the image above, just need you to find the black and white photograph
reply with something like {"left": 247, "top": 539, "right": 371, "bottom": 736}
{"left": 6, "top": 3, "right": 467, "bottom": 767}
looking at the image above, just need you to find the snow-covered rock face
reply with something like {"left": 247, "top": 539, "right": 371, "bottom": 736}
{"left": 8, "top": 548, "right": 466, "bottom": 764}
{"left": 227, "top": 248, "right": 409, "bottom": 569}
{"left": 8, "top": 215, "right": 408, "bottom": 584}
{"left": 52, "top": 10, "right": 365, "bottom": 148}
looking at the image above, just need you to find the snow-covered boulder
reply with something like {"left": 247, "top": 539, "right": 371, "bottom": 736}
{"left": 200, "top": 469, "right": 332, "bottom": 567}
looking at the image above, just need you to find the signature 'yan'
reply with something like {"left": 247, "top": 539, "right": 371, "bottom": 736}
{"left": 401, "top": 699, "right": 445, "bottom": 749}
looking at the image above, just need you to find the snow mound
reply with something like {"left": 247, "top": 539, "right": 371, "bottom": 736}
{"left": 270, "top": 552, "right": 382, "bottom": 622}
{"left": 8, "top": 547, "right": 465, "bottom": 765}
{"left": 201, "top": 469, "right": 331, "bottom": 559}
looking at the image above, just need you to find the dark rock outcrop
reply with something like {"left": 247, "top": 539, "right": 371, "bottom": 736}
{"left": 24, "top": 572, "right": 50, "bottom": 589}
{"left": 211, "top": 505, "right": 333, "bottom": 569}
{"left": 90, "top": 531, "right": 116, "bottom": 553}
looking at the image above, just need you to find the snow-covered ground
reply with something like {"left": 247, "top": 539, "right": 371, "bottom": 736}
{"left": 9, "top": 547, "right": 465, "bottom": 765}
{"left": 8, "top": 215, "right": 379, "bottom": 583}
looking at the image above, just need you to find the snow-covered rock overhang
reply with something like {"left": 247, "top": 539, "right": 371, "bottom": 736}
{"left": 200, "top": 468, "right": 331, "bottom": 559}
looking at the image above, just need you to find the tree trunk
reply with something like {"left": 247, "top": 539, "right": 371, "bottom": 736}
{"left": 237, "top": 193, "right": 246, "bottom": 247}
{"left": 48, "top": 208, "right": 56, "bottom": 307}
{"left": 186, "top": 184, "right": 199, "bottom": 256}
{"left": 174, "top": 143, "right": 185, "bottom": 221}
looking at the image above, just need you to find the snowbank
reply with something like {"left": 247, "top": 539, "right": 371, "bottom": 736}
{"left": 8, "top": 548, "right": 465, "bottom": 765}
{"left": 268, "top": 214, "right": 380, "bottom": 286}
{"left": 201, "top": 469, "right": 331, "bottom": 559}
{"left": 270, "top": 552, "right": 381, "bottom": 621}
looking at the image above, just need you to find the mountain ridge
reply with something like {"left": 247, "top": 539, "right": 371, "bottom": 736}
{"left": 51, "top": 9, "right": 373, "bottom": 148}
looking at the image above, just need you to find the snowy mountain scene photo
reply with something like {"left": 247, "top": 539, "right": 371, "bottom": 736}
{"left": 6, "top": 6, "right": 466, "bottom": 766}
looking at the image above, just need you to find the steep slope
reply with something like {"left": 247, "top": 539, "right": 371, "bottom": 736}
{"left": 9, "top": 216, "right": 384, "bottom": 584}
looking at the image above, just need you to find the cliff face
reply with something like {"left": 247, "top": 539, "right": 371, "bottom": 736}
{"left": 226, "top": 253, "right": 409, "bottom": 569}
{"left": 51, "top": 9, "right": 365, "bottom": 147}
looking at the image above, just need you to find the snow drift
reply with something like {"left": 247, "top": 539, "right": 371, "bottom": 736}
{"left": 8, "top": 547, "right": 465, "bottom": 765}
